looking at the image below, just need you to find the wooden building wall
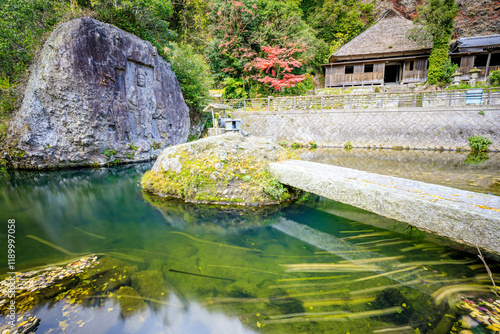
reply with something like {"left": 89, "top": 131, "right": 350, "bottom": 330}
{"left": 456, "top": 55, "right": 500, "bottom": 80}
{"left": 325, "top": 63, "right": 384, "bottom": 87}
{"left": 401, "top": 59, "right": 428, "bottom": 83}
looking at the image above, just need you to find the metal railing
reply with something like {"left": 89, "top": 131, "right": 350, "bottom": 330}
{"left": 223, "top": 88, "right": 500, "bottom": 112}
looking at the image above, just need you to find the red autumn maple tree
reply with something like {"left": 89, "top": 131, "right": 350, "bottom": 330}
{"left": 245, "top": 46, "right": 306, "bottom": 91}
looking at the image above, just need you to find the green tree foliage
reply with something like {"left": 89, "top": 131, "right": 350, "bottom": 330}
{"left": 169, "top": 0, "right": 209, "bottom": 52}
{"left": 80, "top": 0, "right": 176, "bottom": 51}
{"left": 0, "top": 0, "right": 178, "bottom": 118}
{"left": 166, "top": 43, "right": 213, "bottom": 114}
{"left": 205, "top": 0, "right": 260, "bottom": 83}
{"left": 306, "top": 0, "right": 374, "bottom": 45}
{"left": 222, "top": 78, "right": 248, "bottom": 99}
{"left": 0, "top": 0, "right": 70, "bottom": 118}
{"left": 205, "top": 0, "right": 319, "bottom": 90}
{"left": 410, "top": 0, "right": 458, "bottom": 85}
{"left": 304, "top": 0, "right": 374, "bottom": 71}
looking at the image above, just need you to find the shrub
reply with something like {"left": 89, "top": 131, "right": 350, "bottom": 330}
{"left": 464, "top": 151, "right": 489, "bottom": 165}
{"left": 103, "top": 148, "right": 116, "bottom": 158}
{"left": 468, "top": 135, "right": 492, "bottom": 152}
{"left": 222, "top": 78, "right": 248, "bottom": 100}
{"left": 438, "top": 58, "right": 458, "bottom": 84}
{"left": 344, "top": 141, "right": 353, "bottom": 151}
{"left": 489, "top": 70, "right": 500, "bottom": 86}
{"left": 0, "top": 75, "right": 19, "bottom": 118}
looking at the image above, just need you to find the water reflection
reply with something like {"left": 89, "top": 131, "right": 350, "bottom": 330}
{"left": 299, "top": 148, "right": 500, "bottom": 195}
{"left": 29, "top": 294, "right": 256, "bottom": 334}
{"left": 464, "top": 151, "right": 489, "bottom": 166}
{"left": 0, "top": 163, "right": 498, "bottom": 333}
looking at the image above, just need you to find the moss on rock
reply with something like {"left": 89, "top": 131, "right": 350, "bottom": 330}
{"left": 131, "top": 270, "right": 168, "bottom": 302}
{"left": 113, "top": 286, "right": 147, "bottom": 317}
{"left": 141, "top": 133, "right": 298, "bottom": 205}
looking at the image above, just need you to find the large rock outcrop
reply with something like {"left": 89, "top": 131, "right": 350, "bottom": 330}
{"left": 141, "top": 133, "right": 298, "bottom": 206}
{"left": 4, "top": 18, "right": 189, "bottom": 169}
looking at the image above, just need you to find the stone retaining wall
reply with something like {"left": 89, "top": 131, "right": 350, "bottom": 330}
{"left": 233, "top": 105, "right": 500, "bottom": 151}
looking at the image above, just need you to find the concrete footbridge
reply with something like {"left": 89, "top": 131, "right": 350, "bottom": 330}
{"left": 269, "top": 160, "right": 500, "bottom": 256}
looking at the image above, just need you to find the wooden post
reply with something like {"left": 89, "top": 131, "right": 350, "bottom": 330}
{"left": 485, "top": 52, "right": 492, "bottom": 78}
{"left": 449, "top": 91, "right": 453, "bottom": 106}
{"left": 244, "top": 99, "right": 246, "bottom": 112}
{"left": 267, "top": 96, "right": 270, "bottom": 112}
{"left": 321, "top": 96, "right": 323, "bottom": 110}
{"left": 293, "top": 97, "right": 296, "bottom": 111}
{"left": 414, "top": 93, "right": 417, "bottom": 107}
{"left": 488, "top": 88, "right": 491, "bottom": 105}
{"left": 380, "top": 93, "right": 384, "bottom": 108}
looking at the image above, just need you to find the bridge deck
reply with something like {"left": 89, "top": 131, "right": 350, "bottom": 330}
{"left": 269, "top": 160, "right": 500, "bottom": 255}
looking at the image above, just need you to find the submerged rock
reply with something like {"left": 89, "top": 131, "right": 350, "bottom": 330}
{"left": 113, "top": 286, "right": 147, "bottom": 317}
{"left": 86, "top": 256, "right": 137, "bottom": 292}
{"left": 141, "top": 133, "right": 298, "bottom": 205}
{"left": 4, "top": 17, "right": 189, "bottom": 169}
{"left": 131, "top": 270, "right": 167, "bottom": 301}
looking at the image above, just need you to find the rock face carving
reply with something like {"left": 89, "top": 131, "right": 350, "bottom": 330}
{"left": 4, "top": 18, "right": 189, "bottom": 169}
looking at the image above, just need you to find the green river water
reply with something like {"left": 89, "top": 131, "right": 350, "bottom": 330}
{"left": 0, "top": 162, "right": 498, "bottom": 334}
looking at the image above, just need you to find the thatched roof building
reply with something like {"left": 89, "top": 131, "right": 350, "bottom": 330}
{"left": 322, "top": 9, "right": 500, "bottom": 87}
{"left": 331, "top": 10, "right": 432, "bottom": 63}
{"left": 323, "top": 9, "right": 433, "bottom": 87}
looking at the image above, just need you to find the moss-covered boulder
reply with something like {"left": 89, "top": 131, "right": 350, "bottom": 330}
{"left": 85, "top": 256, "right": 137, "bottom": 292}
{"left": 131, "top": 270, "right": 167, "bottom": 301}
{"left": 113, "top": 286, "right": 147, "bottom": 317}
{"left": 141, "top": 133, "right": 298, "bottom": 205}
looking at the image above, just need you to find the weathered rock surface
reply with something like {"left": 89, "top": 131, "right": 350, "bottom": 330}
{"left": 4, "top": 17, "right": 189, "bottom": 169}
{"left": 141, "top": 133, "right": 297, "bottom": 205}
{"left": 269, "top": 160, "right": 500, "bottom": 256}
{"left": 365, "top": 0, "right": 500, "bottom": 37}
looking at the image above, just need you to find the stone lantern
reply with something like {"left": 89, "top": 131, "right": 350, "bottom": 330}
{"left": 469, "top": 67, "right": 482, "bottom": 87}
{"left": 451, "top": 71, "right": 462, "bottom": 86}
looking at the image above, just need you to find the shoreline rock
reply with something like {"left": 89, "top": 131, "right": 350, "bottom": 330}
{"left": 141, "top": 133, "right": 298, "bottom": 206}
{"left": 3, "top": 18, "right": 189, "bottom": 169}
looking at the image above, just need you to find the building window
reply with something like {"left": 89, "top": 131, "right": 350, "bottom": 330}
{"left": 408, "top": 61, "right": 414, "bottom": 71}
{"left": 474, "top": 54, "right": 488, "bottom": 67}
{"left": 345, "top": 65, "right": 354, "bottom": 74}
{"left": 364, "top": 64, "right": 373, "bottom": 73}
{"left": 451, "top": 57, "right": 461, "bottom": 67}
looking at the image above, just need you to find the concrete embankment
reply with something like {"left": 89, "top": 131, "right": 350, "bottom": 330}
{"left": 269, "top": 160, "right": 500, "bottom": 255}
{"left": 233, "top": 106, "right": 500, "bottom": 151}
